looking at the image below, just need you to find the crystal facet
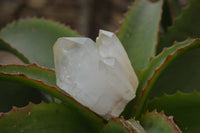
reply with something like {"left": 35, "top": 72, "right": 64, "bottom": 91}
{"left": 53, "top": 30, "right": 138, "bottom": 119}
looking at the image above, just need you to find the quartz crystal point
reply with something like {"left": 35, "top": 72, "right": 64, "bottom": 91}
{"left": 53, "top": 30, "right": 138, "bottom": 119}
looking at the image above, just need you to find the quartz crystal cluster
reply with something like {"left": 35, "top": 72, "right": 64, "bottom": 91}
{"left": 53, "top": 30, "right": 138, "bottom": 119}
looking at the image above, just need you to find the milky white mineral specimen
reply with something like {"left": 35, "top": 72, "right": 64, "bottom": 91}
{"left": 53, "top": 30, "right": 138, "bottom": 119}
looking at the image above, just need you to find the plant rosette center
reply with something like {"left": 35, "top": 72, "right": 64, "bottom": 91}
{"left": 53, "top": 30, "right": 138, "bottom": 119}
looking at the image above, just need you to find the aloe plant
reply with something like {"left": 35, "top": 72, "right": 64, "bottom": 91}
{"left": 0, "top": 0, "right": 199, "bottom": 132}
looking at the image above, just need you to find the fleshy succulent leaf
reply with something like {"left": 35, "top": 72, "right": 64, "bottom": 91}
{"left": 0, "top": 80, "right": 41, "bottom": 112}
{"left": 118, "top": 0, "right": 163, "bottom": 74}
{"left": 0, "top": 64, "right": 56, "bottom": 87}
{"left": 158, "top": 0, "right": 200, "bottom": 53}
{"left": 0, "top": 64, "right": 103, "bottom": 125}
{"left": 0, "top": 18, "right": 80, "bottom": 68}
{"left": 0, "top": 62, "right": 50, "bottom": 113}
{"left": 123, "top": 39, "right": 200, "bottom": 119}
{"left": 125, "top": 118, "right": 146, "bottom": 133}
{"left": 0, "top": 39, "right": 29, "bottom": 64}
{"left": 148, "top": 91, "right": 200, "bottom": 133}
{"left": 0, "top": 101, "right": 103, "bottom": 133}
{"left": 101, "top": 121, "right": 130, "bottom": 133}
{"left": 0, "top": 64, "right": 51, "bottom": 112}
{"left": 101, "top": 118, "right": 146, "bottom": 133}
{"left": 140, "top": 110, "right": 181, "bottom": 133}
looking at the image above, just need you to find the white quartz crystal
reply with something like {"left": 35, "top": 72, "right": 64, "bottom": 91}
{"left": 53, "top": 30, "right": 138, "bottom": 119}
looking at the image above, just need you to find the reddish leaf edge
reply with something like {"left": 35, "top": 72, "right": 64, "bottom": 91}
{"left": 134, "top": 38, "right": 200, "bottom": 119}
{"left": 0, "top": 63, "right": 55, "bottom": 72}
{"left": 0, "top": 68, "right": 104, "bottom": 121}
{"left": 151, "top": 89, "right": 200, "bottom": 99}
{"left": 0, "top": 17, "right": 80, "bottom": 37}
{"left": 149, "top": 89, "right": 200, "bottom": 103}
{"left": 142, "top": 110, "right": 182, "bottom": 133}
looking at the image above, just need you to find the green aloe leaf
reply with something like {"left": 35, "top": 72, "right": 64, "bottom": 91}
{"left": 101, "top": 121, "right": 130, "bottom": 133}
{"left": 101, "top": 118, "right": 146, "bottom": 133}
{"left": 0, "top": 64, "right": 56, "bottom": 109}
{"left": 0, "top": 64, "right": 56, "bottom": 87}
{"left": 158, "top": 0, "right": 200, "bottom": 53}
{"left": 0, "top": 80, "right": 41, "bottom": 112}
{"left": 0, "top": 101, "right": 102, "bottom": 133}
{"left": 0, "top": 39, "right": 29, "bottom": 64}
{"left": 118, "top": 0, "right": 163, "bottom": 74}
{"left": 123, "top": 39, "right": 200, "bottom": 119}
{"left": 0, "top": 18, "right": 79, "bottom": 68}
{"left": 0, "top": 49, "right": 57, "bottom": 112}
{"left": 148, "top": 92, "right": 200, "bottom": 133}
{"left": 0, "top": 64, "right": 103, "bottom": 126}
{"left": 140, "top": 110, "right": 181, "bottom": 133}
